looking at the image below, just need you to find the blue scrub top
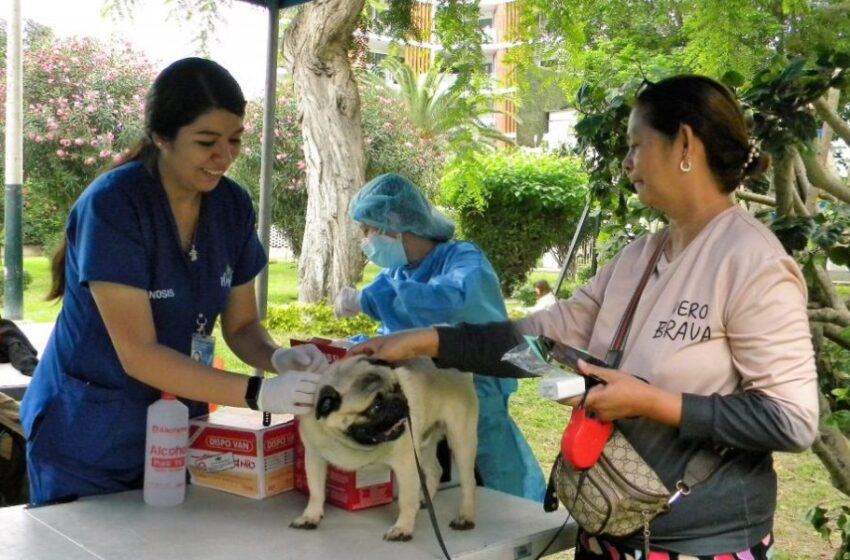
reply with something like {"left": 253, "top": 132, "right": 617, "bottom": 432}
{"left": 21, "top": 161, "right": 266, "bottom": 504}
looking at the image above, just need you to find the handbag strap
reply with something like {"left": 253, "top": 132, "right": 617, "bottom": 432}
{"left": 600, "top": 229, "right": 725, "bottom": 495}
{"left": 605, "top": 229, "right": 669, "bottom": 369}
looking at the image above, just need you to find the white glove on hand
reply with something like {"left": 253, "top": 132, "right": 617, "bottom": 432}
{"left": 334, "top": 287, "right": 361, "bottom": 318}
{"left": 271, "top": 345, "right": 328, "bottom": 374}
{"left": 257, "top": 371, "right": 321, "bottom": 415}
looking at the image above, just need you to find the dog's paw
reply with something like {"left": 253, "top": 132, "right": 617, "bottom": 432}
{"left": 449, "top": 517, "right": 475, "bottom": 531}
{"left": 290, "top": 514, "right": 323, "bottom": 530}
{"left": 383, "top": 526, "right": 414, "bottom": 542}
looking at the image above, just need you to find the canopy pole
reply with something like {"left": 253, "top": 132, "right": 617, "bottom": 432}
{"left": 255, "top": 3, "right": 280, "bottom": 319}
{"left": 4, "top": 0, "right": 24, "bottom": 319}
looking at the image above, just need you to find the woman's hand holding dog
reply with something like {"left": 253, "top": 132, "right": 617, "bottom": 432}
{"left": 562, "top": 359, "right": 683, "bottom": 427}
{"left": 349, "top": 328, "right": 439, "bottom": 362}
{"left": 272, "top": 344, "right": 328, "bottom": 373}
{"left": 258, "top": 370, "right": 322, "bottom": 415}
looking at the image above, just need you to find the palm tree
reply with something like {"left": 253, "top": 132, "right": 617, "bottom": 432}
{"left": 362, "top": 56, "right": 513, "bottom": 156}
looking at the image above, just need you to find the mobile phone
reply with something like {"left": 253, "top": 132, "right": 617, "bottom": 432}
{"left": 545, "top": 341, "right": 607, "bottom": 389}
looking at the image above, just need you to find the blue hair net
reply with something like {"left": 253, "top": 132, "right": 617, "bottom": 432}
{"left": 350, "top": 174, "right": 455, "bottom": 241}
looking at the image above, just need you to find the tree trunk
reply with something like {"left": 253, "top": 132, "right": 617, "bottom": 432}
{"left": 283, "top": 0, "right": 367, "bottom": 303}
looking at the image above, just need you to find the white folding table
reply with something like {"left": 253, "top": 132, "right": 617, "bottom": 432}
{"left": 0, "top": 485, "right": 576, "bottom": 559}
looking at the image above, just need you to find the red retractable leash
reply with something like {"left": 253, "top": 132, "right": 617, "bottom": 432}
{"left": 561, "top": 387, "right": 614, "bottom": 470}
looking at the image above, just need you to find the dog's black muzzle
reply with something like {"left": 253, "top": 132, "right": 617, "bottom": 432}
{"left": 347, "top": 388, "right": 410, "bottom": 446}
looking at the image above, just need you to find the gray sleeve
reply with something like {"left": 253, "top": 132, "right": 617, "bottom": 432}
{"left": 679, "top": 391, "right": 813, "bottom": 452}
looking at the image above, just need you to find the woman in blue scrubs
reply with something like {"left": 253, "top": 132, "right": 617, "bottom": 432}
{"left": 334, "top": 174, "right": 546, "bottom": 502}
{"left": 21, "top": 58, "right": 327, "bottom": 506}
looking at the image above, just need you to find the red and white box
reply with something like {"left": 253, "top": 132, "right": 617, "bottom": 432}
{"left": 187, "top": 407, "right": 297, "bottom": 499}
{"left": 293, "top": 418, "right": 394, "bottom": 511}
{"left": 290, "top": 338, "right": 395, "bottom": 511}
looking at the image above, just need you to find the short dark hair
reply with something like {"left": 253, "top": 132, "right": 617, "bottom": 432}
{"left": 635, "top": 75, "right": 769, "bottom": 193}
{"left": 534, "top": 279, "right": 551, "bottom": 293}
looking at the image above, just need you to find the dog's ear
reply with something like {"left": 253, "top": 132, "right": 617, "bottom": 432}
{"left": 316, "top": 385, "right": 342, "bottom": 419}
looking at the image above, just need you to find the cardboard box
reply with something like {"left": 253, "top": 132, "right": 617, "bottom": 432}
{"left": 293, "top": 419, "right": 394, "bottom": 511}
{"left": 290, "top": 338, "right": 395, "bottom": 511}
{"left": 188, "top": 407, "right": 297, "bottom": 499}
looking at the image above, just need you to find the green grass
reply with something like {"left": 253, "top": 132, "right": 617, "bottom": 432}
{"left": 18, "top": 256, "right": 849, "bottom": 558}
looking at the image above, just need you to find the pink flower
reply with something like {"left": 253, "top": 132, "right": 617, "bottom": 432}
{"left": 74, "top": 138, "right": 85, "bottom": 146}
{"left": 84, "top": 157, "right": 96, "bottom": 166}
{"left": 297, "top": 160, "right": 306, "bottom": 170}
{"left": 56, "top": 149, "right": 66, "bottom": 157}
{"left": 99, "top": 149, "right": 111, "bottom": 158}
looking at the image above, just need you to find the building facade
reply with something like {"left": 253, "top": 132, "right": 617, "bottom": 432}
{"left": 364, "top": 0, "right": 573, "bottom": 148}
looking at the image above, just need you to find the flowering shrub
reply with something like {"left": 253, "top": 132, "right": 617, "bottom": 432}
{"left": 0, "top": 27, "right": 154, "bottom": 246}
{"left": 228, "top": 78, "right": 446, "bottom": 256}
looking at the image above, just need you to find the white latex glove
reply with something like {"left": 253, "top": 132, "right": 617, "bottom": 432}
{"left": 271, "top": 345, "right": 329, "bottom": 374}
{"left": 257, "top": 371, "right": 322, "bottom": 415}
{"left": 333, "top": 287, "right": 361, "bottom": 318}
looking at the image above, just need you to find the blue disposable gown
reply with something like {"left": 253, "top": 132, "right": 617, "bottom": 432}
{"left": 360, "top": 241, "right": 546, "bottom": 502}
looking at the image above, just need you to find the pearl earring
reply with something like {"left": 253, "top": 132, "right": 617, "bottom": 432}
{"left": 679, "top": 159, "right": 692, "bottom": 173}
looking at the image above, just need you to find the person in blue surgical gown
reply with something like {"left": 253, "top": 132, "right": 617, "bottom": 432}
{"left": 334, "top": 173, "right": 546, "bottom": 502}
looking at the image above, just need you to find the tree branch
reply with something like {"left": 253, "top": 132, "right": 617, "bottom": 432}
{"left": 809, "top": 308, "right": 850, "bottom": 326}
{"left": 814, "top": 96, "right": 850, "bottom": 148}
{"left": 813, "top": 266, "right": 850, "bottom": 312}
{"left": 794, "top": 150, "right": 818, "bottom": 214}
{"left": 800, "top": 148, "right": 850, "bottom": 204}
{"left": 824, "top": 324, "right": 850, "bottom": 351}
{"left": 773, "top": 146, "right": 795, "bottom": 215}
{"left": 735, "top": 189, "right": 776, "bottom": 206}
{"left": 791, "top": 184, "right": 809, "bottom": 216}
{"left": 811, "top": 391, "right": 850, "bottom": 498}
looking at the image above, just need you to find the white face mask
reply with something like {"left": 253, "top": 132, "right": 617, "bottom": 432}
{"left": 361, "top": 233, "right": 408, "bottom": 268}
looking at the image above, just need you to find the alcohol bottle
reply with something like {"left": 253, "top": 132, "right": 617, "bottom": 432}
{"left": 143, "top": 392, "right": 189, "bottom": 506}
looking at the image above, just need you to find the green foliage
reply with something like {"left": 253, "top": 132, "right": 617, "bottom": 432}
{"left": 806, "top": 505, "right": 850, "bottom": 560}
{"left": 265, "top": 302, "right": 379, "bottom": 339}
{"left": 358, "top": 77, "right": 447, "bottom": 196}
{"left": 21, "top": 179, "right": 67, "bottom": 249}
{"left": 513, "top": 279, "right": 577, "bottom": 307}
{"left": 741, "top": 50, "right": 849, "bottom": 155}
{"left": 0, "top": 25, "right": 154, "bottom": 246}
{"left": 227, "top": 85, "right": 308, "bottom": 256}
{"left": 432, "top": 0, "right": 485, "bottom": 87}
{"left": 442, "top": 149, "right": 589, "bottom": 294}
{"left": 513, "top": 283, "right": 537, "bottom": 307}
{"left": 228, "top": 79, "right": 446, "bottom": 255}
{"left": 509, "top": 0, "right": 850, "bottom": 106}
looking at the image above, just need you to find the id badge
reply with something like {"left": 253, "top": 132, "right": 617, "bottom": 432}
{"left": 191, "top": 332, "right": 216, "bottom": 366}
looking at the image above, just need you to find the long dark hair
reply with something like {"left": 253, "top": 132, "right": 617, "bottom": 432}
{"left": 48, "top": 58, "right": 247, "bottom": 300}
{"left": 634, "top": 75, "right": 770, "bottom": 194}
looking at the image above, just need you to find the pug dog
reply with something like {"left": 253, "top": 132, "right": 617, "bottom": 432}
{"left": 291, "top": 355, "right": 479, "bottom": 541}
